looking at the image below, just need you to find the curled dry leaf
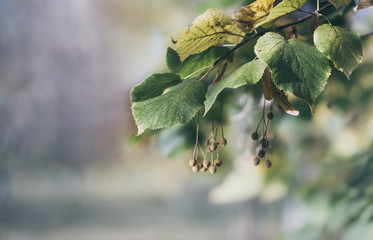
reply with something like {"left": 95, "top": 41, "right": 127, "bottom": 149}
{"left": 233, "top": 0, "right": 307, "bottom": 33}
{"left": 328, "top": 0, "right": 352, "bottom": 9}
{"left": 261, "top": 68, "right": 299, "bottom": 116}
{"left": 354, "top": 0, "right": 373, "bottom": 11}
{"left": 232, "top": 0, "right": 275, "bottom": 33}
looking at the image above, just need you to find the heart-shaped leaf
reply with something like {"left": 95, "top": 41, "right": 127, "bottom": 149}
{"left": 314, "top": 24, "right": 363, "bottom": 79}
{"left": 255, "top": 32, "right": 331, "bottom": 109}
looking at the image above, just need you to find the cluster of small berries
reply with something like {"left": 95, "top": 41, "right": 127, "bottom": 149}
{"left": 251, "top": 111, "right": 274, "bottom": 168}
{"left": 189, "top": 137, "right": 226, "bottom": 174}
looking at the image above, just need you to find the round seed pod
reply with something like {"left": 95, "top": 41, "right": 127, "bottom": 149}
{"left": 192, "top": 165, "right": 200, "bottom": 173}
{"left": 209, "top": 142, "right": 217, "bottom": 151}
{"left": 214, "top": 158, "right": 222, "bottom": 167}
{"left": 265, "top": 159, "right": 272, "bottom": 169}
{"left": 219, "top": 138, "right": 227, "bottom": 146}
{"left": 189, "top": 158, "right": 197, "bottom": 167}
{"left": 251, "top": 132, "right": 259, "bottom": 140}
{"left": 258, "top": 149, "right": 266, "bottom": 158}
{"left": 267, "top": 112, "right": 274, "bottom": 120}
{"left": 201, "top": 166, "right": 207, "bottom": 172}
{"left": 203, "top": 159, "right": 210, "bottom": 169}
{"left": 209, "top": 165, "right": 217, "bottom": 174}
{"left": 260, "top": 138, "right": 269, "bottom": 148}
{"left": 253, "top": 157, "right": 260, "bottom": 166}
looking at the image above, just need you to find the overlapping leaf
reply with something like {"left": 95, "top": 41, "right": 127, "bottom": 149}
{"left": 328, "top": 0, "right": 352, "bottom": 9}
{"left": 175, "top": 9, "right": 245, "bottom": 61}
{"left": 204, "top": 59, "right": 267, "bottom": 115}
{"left": 254, "top": 32, "right": 331, "bottom": 109}
{"left": 261, "top": 68, "right": 299, "bottom": 116}
{"left": 354, "top": 0, "right": 373, "bottom": 10}
{"left": 132, "top": 80, "right": 206, "bottom": 135}
{"left": 260, "top": 0, "right": 307, "bottom": 27}
{"left": 314, "top": 24, "right": 363, "bottom": 78}
{"left": 232, "top": 0, "right": 275, "bottom": 33}
{"left": 167, "top": 47, "right": 232, "bottom": 79}
{"left": 131, "top": 73, "right": 182, "bottom": 102}
{"left": 233, "top": 0, "right": 307, "bottom": 33}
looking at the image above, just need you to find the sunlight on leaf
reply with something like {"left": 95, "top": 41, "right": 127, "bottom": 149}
{"left": 354, "top": 0, "right": 373, "bottom": 11}
{"left": 314, "top": 24, "right": 363, "bottom": 79}
{"left": 175, "top": 9, "right": 245, "bottom": 61}
{"left": 232, "top": 0, "right": 275, "bottom": 33}
{"left": 260, "top": 0, "right": 307, "bottom": 27}
{"left": 233, "top": 0, "right": 307, "bottom": 33}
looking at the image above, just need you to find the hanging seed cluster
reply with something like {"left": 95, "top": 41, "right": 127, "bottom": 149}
{"left": 190, "top": 135, "right": 226, "bottom": 174}
{"left": 188, "top": 100, "right": 276, "bottom": 173}
{"left": 189, "top": 115, "right": 226, "bottom": 174}
{"left": 189, "top": 153, "right": 223, "bottom": 174}
{"left": 251, "top": 101, "right": 274, "bottom": 169}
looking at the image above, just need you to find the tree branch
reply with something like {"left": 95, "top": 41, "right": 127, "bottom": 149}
{"left": 362, "top": 32, "right": 373, "bottom": 39}
{"left": 211, "top": 3, "right": 334, "bottom": 69}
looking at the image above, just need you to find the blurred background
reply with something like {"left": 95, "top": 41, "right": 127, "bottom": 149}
{"left": 1, "top": 0, "right": 373, "bottom": 239}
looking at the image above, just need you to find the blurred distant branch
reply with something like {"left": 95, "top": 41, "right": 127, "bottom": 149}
{"left": 361, "top": 32, "right": 373, "bottom": 39}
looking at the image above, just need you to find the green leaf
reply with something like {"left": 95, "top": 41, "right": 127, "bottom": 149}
{"left": 254, "top": 32, "right": 331, "bottom": 108}
{"left": 132, "top": 80, "right": 206, "bottom": 135}
{"left": 204, "top": 59, "right": 267, "bottom": 115}
{"left": 175, "top": 9, "right": 245, "bottom": 61}
{"left": 130, "top": 73, "right": 182, "bottom": 102}
{"left": 314, "top": 24, "right": 363, "bottom": 79}
{"left": 260, "top": 0, "right": 307, "bottom": 27}
{"left": 328, "top": 0, "right": 352, "bottom": 9}
{"left": 167, "top": 47, "right": 232, "bottom": 79}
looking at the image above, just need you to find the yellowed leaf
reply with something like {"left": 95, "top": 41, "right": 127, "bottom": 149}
{"left": 261, "top": 68, "right": 299, "bottom": 116}
{"left": 354, "top": 0, "right": 373, "bottom": 10}
{"left": 232, "top": 0, "right": 275, "bottom": 33}
{"left": 328, "top": 0, "right": 351, "bottom": 9}
{"left": 233, "top": 0, "right": 307, "bottom": 33}
{"left": 175, "top": 9, "right": 245, "bottom": 61}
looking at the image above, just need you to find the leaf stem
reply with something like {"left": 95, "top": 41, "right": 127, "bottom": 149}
{"left": 296, "top": 9, "right": 316, "bottom": 15}
{"left": 274, "top": 3, "right": 333, "bottom": 32}
{"left": 184, "top": 66, "right": 211, "bottom": 80}
{"left": 319, "top": 14, "right": 332, "bottom": 25}
{"left": 317, "top": 0, "right": 320, "bottom": 12}
{"left": 225, "top": 32, "right": 252, "bottom": 40}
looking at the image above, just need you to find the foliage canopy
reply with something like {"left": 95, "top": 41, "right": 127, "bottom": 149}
{"left": 131, "top": 0, "right": 368, "bottom": 134}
